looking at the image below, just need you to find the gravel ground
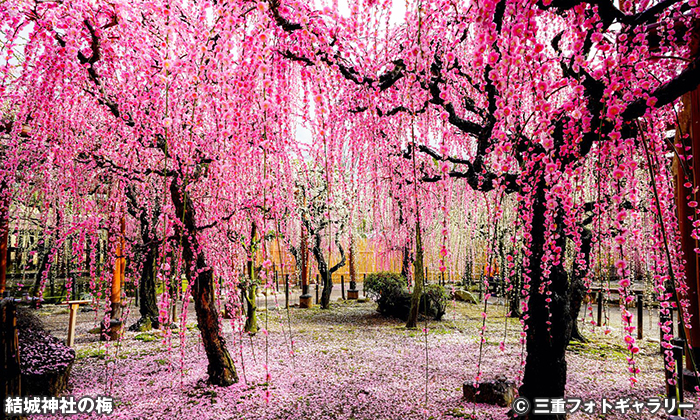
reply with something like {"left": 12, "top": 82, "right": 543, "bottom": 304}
{"left": 22, "top": 294, "right": 697, "bottom": 420}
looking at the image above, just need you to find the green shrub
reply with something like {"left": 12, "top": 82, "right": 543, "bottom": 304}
{"left": 364, "top": 272, "right": 447, "bottom": 321}
{"left": 422, "top": 284, "right": 449, "bottom": 321}
{"left": 364, "top": 272, "right": 406, "bottom": 299}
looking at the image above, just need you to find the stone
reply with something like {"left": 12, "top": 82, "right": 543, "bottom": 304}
{"left": 463, "top": 375, "right": 516, "bottom": 407}
{"left": 453, "top": 289, "right": 477, "bottom": 304}
{"left": 128, "top": 317, "right": 153, "bottom": 332}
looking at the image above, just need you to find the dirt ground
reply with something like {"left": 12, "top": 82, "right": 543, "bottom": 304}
{"left": 24, "top": 294, "right": 697, "bottom": 420}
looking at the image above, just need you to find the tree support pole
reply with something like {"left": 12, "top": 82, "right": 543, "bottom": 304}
{"left": 674, "top": 79, "right": 700, "bottom": 374}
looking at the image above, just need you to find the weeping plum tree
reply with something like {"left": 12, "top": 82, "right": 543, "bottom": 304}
{"left": 3, "top": 0, "right": 700, "bottom": 409}
{"left": 266, "top": 0, "right": 700, "bottom": 416}
{"left": 1, "top": 0, "right": 297, "bottom": 386}
{"left": 295, "top": 174, "right": 347, "bottom": 309}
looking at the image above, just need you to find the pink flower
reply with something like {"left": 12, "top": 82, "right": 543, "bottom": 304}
{"left": 487, "top": 51, "right": 499, "bottom": 65}
{"left": 607, "top": 104, "right": 621, "bottom": 118}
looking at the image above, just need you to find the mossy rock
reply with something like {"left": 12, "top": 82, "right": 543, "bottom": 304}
{"left": 129, "top": 317, "right": 160, "bottom": 332}
{"left": 134, "top": 333, "right": 159, "bottom": 342}
{"left": 453, "top": 289, "right": 477, "bottom": 304}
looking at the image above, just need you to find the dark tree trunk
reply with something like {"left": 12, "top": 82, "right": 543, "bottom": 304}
{"left": 406, "top": 220, "right": 424, "bottom": 329}
{"left": 397, "top": 202, "right": 413, "bottom": 286}
{"left": 568, "top": 276, "right": 587, "bottom": 343}
{"left": 401, "top": 244, "right": 412, "bottom": 286}
{"left": 31, "top": 237, "right": 53, "bottom": 297}
{"left": 518, "top": 180, "right": 572, "bottom": 420}
{"left": 309, "top": 228, "right": 345, "bottom": 310}
{"left": 126, "top": 188, "right": 160, "bottom": 332}
{"left": 136, "top": 244, "right": 159, "bottom": 329}
{"left": 170, "top": 177, "right": 237, "bottom": 386}
{"left": 568, "top": 228, "right": 592, "bottom": 343}
{"left": 311, "top": 243, "right": 333, "bottom": 309}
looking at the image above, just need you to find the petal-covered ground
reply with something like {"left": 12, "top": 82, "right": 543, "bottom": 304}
{"left": 36, "top": 298, "right": 695, "bottom": 419}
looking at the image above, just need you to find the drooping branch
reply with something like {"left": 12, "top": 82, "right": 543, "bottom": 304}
{"left": 623, "top": 53, "right": 700, "bottom": 120}
{"left": 416, "top": 144, "right": 520, "bottom": 193}
{"left": 538, "top": 0, "right": 685, "bottom": 27}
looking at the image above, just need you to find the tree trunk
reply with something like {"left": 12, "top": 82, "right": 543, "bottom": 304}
{"left": 126, "top": 189, "right": 161, "bottom": 331}
{"left": 31, "top": 236, "right": 54, "bottom": 297}
{"left": 321, "top": 268, "right": 332, "bottom": 309}
{"left": 300, "top": 226, "right": 309, "bottom": 296}
{"left": 310, "top": 241, "right": 332, "bottom": 309}
{"left": 568, "top": 228, "right": 592, "bottom": 343}
{"left": 518, "top": 180, "right": 572, "bottom": 420}
{"left": 401, "top": 244, "right": 412, "bottom": 286}
{"left": 348, "top": 231, "right": 357, "bottom": 285}
{"left": 406, "top": 220, "right": 424, "bottom": 329}
{"left": 245, "top": 284, "right": 258, "bottom": 334}
{"left": 132, "top": 244, "right": 159, "bottom": 330}
{"left": 309, "top": 229, "right": 345, "bottom": 310}
{"left": 170, "top": 177, "right": 237, "bottom": 386}
{"left": 244, "top": 223, "right": 258, "bottom": 334}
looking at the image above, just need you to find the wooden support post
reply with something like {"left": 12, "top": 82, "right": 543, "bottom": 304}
{"left": 341, "top": 275, "right": 345, "bottom": 300}
{"left": 673, "top": 44, "right": 700, "bottom": 371}
{"left": 348, "top": 274, "right": 358, "bottom": 300}
{"left": 363, "top": 273, "right": 366, "bottom": 297}
{"left": 299, "top": 271, "right": 312, "bottom": 309}
{"left": 104, "top": 216, "right": 125, "bottom": 341}
{"left": 63, "top": 300, "right": 90, "bottom": 347}
{"left": 67, "top": 304, "right": 78, "bottom": 347}
{"left": 666, "top": 359, "right": 677, "bottom": 406}
{"left": 285, "top": 274, "right": 289, "bottom": 309}
{"left": 637, "top": 292, "right": 644, "bottom": 339}
{"left": 672, "top": 337, "right": 686, "bottom": 415}
{"left": 315, "top": 275, "right": 319, "bottom": 305}
{"left": 111, "top": 217, "right": 125, "bottom": 319}
{"left": 597, "top": 291, "right": 603, "bottom": 327}
{"left": 298, "top": 210, "right": 311, "bottom": 309}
